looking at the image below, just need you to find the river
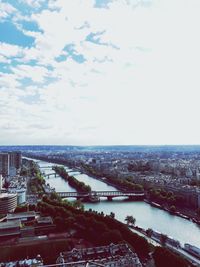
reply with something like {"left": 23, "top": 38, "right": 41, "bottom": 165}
{"left": 29, "top": 158, "right": 200, "bottom": 248}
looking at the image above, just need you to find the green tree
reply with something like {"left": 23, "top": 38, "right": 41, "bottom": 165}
{"left": 169, "top": 205, "right": 176, "bottom": 214}
{"left": 153, "top": 247, "right": 189, "bottom": 267}
{"left": 196, "top": 208, "right": 200, "bottom": 218}
{"left": 109, "top": 212, "right": 115, "bottom": 219}
{"left": 101, "top": 230, "right": 123, "bottom": 245}
{"left": 146, "top": 228, "right": 153, "bottom": 238}
{"left": 125, "top": 215, "right": 136, "bottom": 226}
{"left": 72, "top": 200, "right": 84, "bottom": 210}
{"left": 160, "top": 234, "right": 168, "bottom": 246}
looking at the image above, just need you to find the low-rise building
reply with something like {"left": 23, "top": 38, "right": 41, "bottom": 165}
{"left": 6, "top": 211, "right": 36, "bottom": 222}
{"left": 0, "top": 220, "right": 21, "bottom": 238}
{"left": 0, "top": 255, "right": 43, "bottom": 267}
{"left": 56, "top": 243, "right": 142, "bottom": 267}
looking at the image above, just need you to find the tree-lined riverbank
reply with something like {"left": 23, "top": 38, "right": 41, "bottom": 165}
{"left": 29, "top": 157, "right": 200, "bottom": 248}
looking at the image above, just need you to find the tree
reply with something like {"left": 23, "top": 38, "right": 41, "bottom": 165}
{"left": 50, "top": 192, "right": 61, "bottom": 202}
{"left": 153, "top": 247, "right": 189, "bottom": 267}
{"left": 109, "top": 212, "right": 115, "bottom": 219}
{"left": 29, "top": 204, "right": 36, "bottom": 211}
{"left": 101, "top": 230, "right": 123, "bottom": 245}
{"left": 72, "top": 200, "right": 84, "bottom": 210}
{"left": 125, "top": 215, "right": 136, "bottom": 227}
{"left": 196, "top": 208, "right": 200, "bottom": 218}
{"left": 160, "top": 234, "right": 168, "bottom": 246}
{"left": 146, "top": 228, "right": 153, "bottom": 238}
{"left": 15, "top": 205, "right": 28, "bottom": 213}
{"left": 169, "top": 205, "right": 176, "bottom": 214}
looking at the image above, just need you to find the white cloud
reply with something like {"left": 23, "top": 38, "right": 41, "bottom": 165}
{"left": 0, "top": 54, "right": 10, "bottom": 63}
{"left": 1, "top": 0, "right": 200, "bottom": 144}
{"left": 0, "top": 2, "right": 17, "bottom": 20}
{"left": 0, "top": 42, "right": 24, "bottom": 58}
{"left": 12, "top": 64, "right": 52, "bottom": 83}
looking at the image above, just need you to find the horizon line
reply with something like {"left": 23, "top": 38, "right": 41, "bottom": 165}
{"left": 1, "top": 144, "right": 200, "bottom": 147}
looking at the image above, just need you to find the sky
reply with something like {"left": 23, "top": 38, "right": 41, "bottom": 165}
{"left": 0, "top": 0, "right": 200, "bottom": 145}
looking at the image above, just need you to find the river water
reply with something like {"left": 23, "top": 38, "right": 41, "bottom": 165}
{"left": 30, "top": 158, "right": 200, "bottom": 247}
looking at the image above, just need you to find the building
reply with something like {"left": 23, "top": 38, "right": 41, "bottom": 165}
{"left": 8, "top": 151, "right": 22, "bottom": 176}
{"left": 0, "top": 255, "right": 43, "bottom": 267}
{"left": 9, "top": 151, "right": 22, "bottom": 170}
{"left": 56, "top": 243, "right": 142, "bottom": 267}
{"left": 0, "top": 193, "right": 17, "bottom": 214}
{"left": 0, "top": 220, "right": 21, "bottom": 238}
{"left": 9, "top": 151, "right": 22, "bottom": 175}
{"left": 7, "top": 211, "right": 36, "bottom": 222}
{"left": 0, "top": 151, "right": 22, "bottom": 178}
{"left": 9, "top": 188, "right": 26, "bottom": 205}
{"left": 0, "top": 153, "right": 9, "bottom": 177}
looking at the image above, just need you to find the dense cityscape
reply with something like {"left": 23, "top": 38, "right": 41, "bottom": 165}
{"left": 0, "top": 146, "right": 200, "bottom": 267}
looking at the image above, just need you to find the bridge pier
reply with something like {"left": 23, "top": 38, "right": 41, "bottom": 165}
{"left": 107, "top": 196, "right": 113, "bottom": 201}
{"left": 76, "top": 196, "right": 84, "bottom": 201}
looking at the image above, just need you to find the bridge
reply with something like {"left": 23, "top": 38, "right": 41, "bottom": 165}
{"left": 44, "top": 173, "right": 60, "bottom": 178}
{"left": 56, "top": 190, "right": 145, "bottom": 201}
{"left": 39, "top": 166, "right": 53, "bottom": 169}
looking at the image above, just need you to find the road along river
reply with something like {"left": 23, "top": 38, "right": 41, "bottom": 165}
{"left": 31, "top": 158, "right": 200, "bottom": 248}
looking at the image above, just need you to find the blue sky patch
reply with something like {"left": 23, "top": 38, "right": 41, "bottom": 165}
{"left": 86, "top": 31, "right": 119, "bottom": 49}
{"left": 0, "top": 62, "right": 12, "bottom": 74}
{"left": 17, "top": 77, "right": 35, "bottom": 87}
{"left": 55, "top": 54, "right": 68, "bottom": 62}
{"left": 20, "top": 20, "right": 42, "bottom": 33}
{"left": 5, "top": 0, "right": 49, "bottom": 16}
{"left": 62, "top": 44, "right": 86, "bottom": 63}
{"left": 19, "top": 93, "right": 41, "bottom": 105}
{"left": 0, "top": 21, "right": 35, "bottom": 47}
{"left": 86, "top": 31, "right": 105, "bottom": 45}
{"left": 95, "top": 0, "right": 112, "bottom": 8}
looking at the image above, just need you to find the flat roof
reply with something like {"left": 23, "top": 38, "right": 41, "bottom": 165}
{"left": 37, "top": 216, "right": 53, "bottom": 224}
{"left": 0, "top": 220, "right": 21, "bottom": 230}
{"left": 7, "top": 211, "right": 36, "bottom": 219}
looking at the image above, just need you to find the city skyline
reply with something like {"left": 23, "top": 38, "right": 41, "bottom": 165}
{"left": 1, "top": 0, "right": 200, "bottom": 145}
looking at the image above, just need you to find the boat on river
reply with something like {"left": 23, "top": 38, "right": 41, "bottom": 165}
{"left": 184, "top": 243, "right": 200, "bottom": 259}
{"left": 88, "top": 195, "right": 100, "bottom": 203}
{"left": 150, "top": 202, "right": 162, "bottom": 209}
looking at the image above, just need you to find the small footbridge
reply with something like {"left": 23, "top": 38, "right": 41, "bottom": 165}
{"left": 43, "top": 173, "right": 60, "bottom": 178}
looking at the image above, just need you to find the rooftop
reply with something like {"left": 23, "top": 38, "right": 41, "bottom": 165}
{"left": 36, "top": 216, "right": 53, "bottom": 224}
{"left": 0, "top": 193, "right": 17, "bottom": 199}
{"left": 7, "top": 211, "right": 36, "bottom": 220}
{"left": 57, "top": 243, "right": 142, "bottom": 267}
{"left": 0, "top": 220, "right": 21, "bottom": 230}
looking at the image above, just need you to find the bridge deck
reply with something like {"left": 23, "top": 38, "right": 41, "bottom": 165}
{"left": 57, "top": 190, "right": 144, "bottom": 198}
{"left": 44, "top": 172, "right": 59, "bottom": 177}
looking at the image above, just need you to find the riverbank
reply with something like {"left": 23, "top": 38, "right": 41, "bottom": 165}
{"left": 128, "top": 224, "right": 200, "bottom": 267}
{"left": 75, "top": 165, "right": 200, "bottom": 226}
{"left": 24, "top": 156, "right": 200, "bottom": 248}
{"left": 144, "top": 199, "right": 200, "bottom": 226}
{"left": 67, "top": 164, "right": 200, "bottom": 226}
{"left": 25, "top": 155, "right": 200, "bottom": 226}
